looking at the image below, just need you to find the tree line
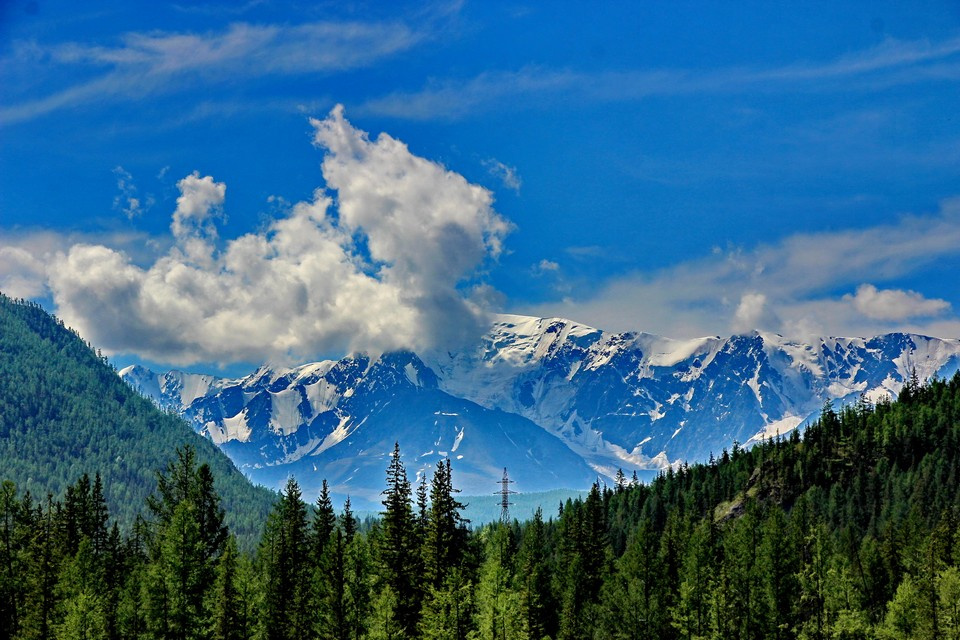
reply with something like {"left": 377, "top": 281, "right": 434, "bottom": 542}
{"left": 4, "top": 372, "right": 960, "bottom": 639}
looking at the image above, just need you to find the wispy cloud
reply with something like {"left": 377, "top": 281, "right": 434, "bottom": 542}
{"left": 482, "top": 158, "right": 522, "bottom": 192}
{"left": 0, "top": 19, "right": 426, "bottom": 124}
{"left": 359, "top": 35, "right": 960, "bottom": 120}
{"left": 526, "top": 197, "right": 960, "bottom": 340}
{"left": 112, "top": 166, "right": 154, "bottom": 219}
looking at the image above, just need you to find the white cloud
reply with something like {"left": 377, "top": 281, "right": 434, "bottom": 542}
{"left": 38, "top": 106, "right": 511, "bottom": 365}
{"left": 527, "top": 198, "right": 960, "bottom": 339}
{"left": 0, "top": 229, "right": 155, "bottom": 300}
{"left": 112, "top": 166, "right": 153, "bottom": 219}
{"left": 534, "top": 259, "right": 560, "bottom": 274}
{"left": 171, "top": 172, "right": 226, "bottom": 239}
{"left": 732, "top": 292, "right": 778, "bottom": 334}
{"left": 482, "top": 158, "right": 522, "bottom": 192}
{"left": 844, "top": 283, "right": 950, "bottom": 321}
{"left": 0, "top": 246, "right": 48, "bottom": 299}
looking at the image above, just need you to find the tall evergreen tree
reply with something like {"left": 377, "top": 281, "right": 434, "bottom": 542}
{"left": 344, "top": 531, "right": 371, "bottom": 640}
{"left": 145, "top": 500, "right": 208, "bottom": 640}
{"left": 210, "top": 535, "right": 248, "bottom": 640}
{"left": 473, "top": 524, "right": 522, "bottom": 640}
{"left": 516, "top": 508, "right": 553, "bottom": 639}
{"left": 260, "top": 477, "right": 312, "bottom": 640}
{"left": 423, "top": 459, "right": 467, "bottom": 591}
{"left": 377, "top": 443, "right": 420, "bottom": 636}
{"left": 19, "top": 497, "right": 61, "bottom": 640}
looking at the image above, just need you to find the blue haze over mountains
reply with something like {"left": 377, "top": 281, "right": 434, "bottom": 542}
{"left": 122, "top": 314, "right": 960, "bottom": 509}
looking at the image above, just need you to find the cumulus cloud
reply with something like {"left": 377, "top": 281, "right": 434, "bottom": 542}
{"left": 528, "top": 197, "right": 960, "bottom": 339}
{"left": 0, "top": 229, "right": 154, "bottom": 300}
{"left": 171, "top": 172, "right": 226, "bottom": 239}
{"left": 0, "top": 246, "right": 48, "bottom": 299}
{"left": 40, "top": 106, "right": 511, "bottom": 365}
{"left": 844, "top": 284, "right": 950, "bottom": 321}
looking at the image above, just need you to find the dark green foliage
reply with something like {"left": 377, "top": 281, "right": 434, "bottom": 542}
{"left": 0, "top": 294, "right": 274, "bottom": 543}
{"left": 260, "top": 478, "right": 312, "bottom": 640}
{"left": 210, "top": 536, "right": 250, "bottom": 640}
{"left": 422, "top": 459, "right": 468, "bottom": 591}
{"left": 377, "top": 442, "right": 421, "bottom": 636}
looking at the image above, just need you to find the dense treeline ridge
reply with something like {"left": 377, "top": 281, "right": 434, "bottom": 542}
{"left": 3, "top": 372, "right": 960, "bottom": 639}
{"left": 0, "top": 294, "right": 275, "bottom": 542}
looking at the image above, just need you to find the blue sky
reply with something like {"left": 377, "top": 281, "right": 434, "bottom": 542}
{"left": 2, "top": 0, "right": 960, "bottom": 372}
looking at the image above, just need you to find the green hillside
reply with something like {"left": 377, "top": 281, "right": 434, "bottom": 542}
{"left": 0, "top": 293, "right": 274, "bottom": 541}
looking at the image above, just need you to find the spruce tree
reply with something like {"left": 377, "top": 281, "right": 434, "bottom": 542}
{"left": 210, "top": 535, "right": 247, "bottom": 640}
{"left": 516, "top": 508, "right": 553, "bottom": 639}
{"left": 473, "top": 524, "right": 522, "bottom": 640}
{"left": 344, "top": 533, "right": 371, "bottom": 640}
{"left": 313, "top": 480, "right": 336, "bottom": 563}
{"left": 260, "top": 477, "right": 312, "bottom": 640}
{"left": 340, "top": 498, "right": 356, "bottom": 543}
{"left": 377, "top": 443, "right": 420, "bottom": 636}
{"left": 423, "top": 459, "right": 467, "bottom": 590}
{"left": 19, "top": 496, "right": 61, "bottom": 640}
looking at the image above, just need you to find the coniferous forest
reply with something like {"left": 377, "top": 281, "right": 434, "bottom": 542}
{"left": 3, "top": 370, "right": 960, "bottom": 639}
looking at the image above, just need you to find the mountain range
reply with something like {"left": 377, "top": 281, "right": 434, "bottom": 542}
{"left": 121, "top": 313, "right": 960, "bottom": 508}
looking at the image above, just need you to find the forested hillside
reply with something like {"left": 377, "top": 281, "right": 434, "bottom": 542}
{"left": 0, "top": 294, "right": 274, "bottom": 539}
{"left": 2, "top": 365, "right": 960, "bottom": 638}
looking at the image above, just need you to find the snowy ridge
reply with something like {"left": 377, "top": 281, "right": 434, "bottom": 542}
{"left": 121, "top": 314, "right": 960, "bottom": 504}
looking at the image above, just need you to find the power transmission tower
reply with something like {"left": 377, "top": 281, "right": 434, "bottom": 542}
{"left": 495, "top": 467, "right": 516, "bottom": 523}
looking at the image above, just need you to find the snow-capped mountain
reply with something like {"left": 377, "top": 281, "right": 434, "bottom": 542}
{"left": 121, "top": 314, "right": 960, "bottom": 505}
{"left": 121, "top": 350, "right": 599, "bottom": 508}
